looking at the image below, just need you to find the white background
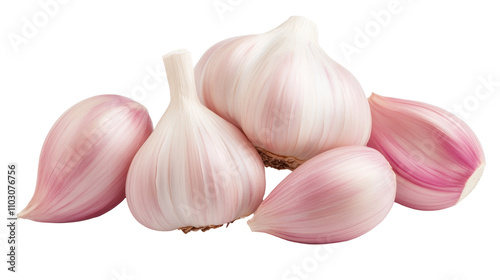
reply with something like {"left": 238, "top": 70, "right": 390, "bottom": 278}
{"left": 1, "top": 1, "right": 499, "bottom": 280}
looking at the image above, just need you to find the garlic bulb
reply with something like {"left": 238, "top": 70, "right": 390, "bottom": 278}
{"left": 18, "top": 95, "right": 153, "bottom": 223}
{"left": 126, "top": 50, "right": 266, "bottom": 232}
{"left": 195, "top": 16, "right": 371, "bottom": 170}
{"left": 367, "top": 93, "right": 485, "bottom": 210}
{"left": 247, "top": 146, "right": 396, "bottom": 244}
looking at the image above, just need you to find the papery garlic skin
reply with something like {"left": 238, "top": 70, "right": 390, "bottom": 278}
{"left": 247, "top": 146, "right": 396, "bottom": 244}
{"left": 18, "top": 95, "right": 153, "bottom": 223}
{"left": 367, "top": 93, "right": 485, "bottom": 211}
{"left": 195, "top": 16, "right": 371, "bottom": 170}
{"left": 126, "top": 50, "right": 266, "bottom": 232}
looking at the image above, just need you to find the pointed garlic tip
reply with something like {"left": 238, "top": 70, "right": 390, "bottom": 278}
{"left": 367, "top": 93, "right": 486, "bottom": 210}
{"left": 126, "top": 50, "right": 266, "bottom": 232}
{"left": 162, "top": 49, "right": 199, "bottom": 103}
{"left": 271, "top": 16, "right": 319, "bottom": 43}
{"left": 19, "top": 95, "right": 153, "bottom": 223}
{"left": 248, "top": 146, "right": 396, "bottom": 244}
{"left": 194, "top": 16, "right": 371, "bottom": 171}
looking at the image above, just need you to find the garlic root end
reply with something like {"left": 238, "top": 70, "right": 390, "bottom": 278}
{"left": 179, "top": 224, "right": 224, "bottom": 234}
{"left": 178, "top": 219, "right": 238, "bottom": 234}
{"left": 255, "top": 147, "right": 304, "bottom": 170}
{"left": 459, "top": 162, "right": 486, "bottom": 203}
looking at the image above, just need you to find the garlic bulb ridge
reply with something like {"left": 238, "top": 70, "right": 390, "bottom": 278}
{"left": 195, "top": 16, "right": 371, "bottom": 170}
{"left": 126, "top": 50, "right": 266, "bottom": 232}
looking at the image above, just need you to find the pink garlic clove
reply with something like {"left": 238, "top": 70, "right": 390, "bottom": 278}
{"left": 367, "top": 93, "right": 485, "bottom": 210}
{"left": 18, "top": 95, "right": 153, "bottom": 223}
{"left": 247, "top": 146, "right": 396, "bottom": 244}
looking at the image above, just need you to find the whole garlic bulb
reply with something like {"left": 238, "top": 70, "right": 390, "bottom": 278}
{"left": 195, "top": 16, "right": 371, "bottom": 170}
{"left": 247, "top": 146, "right": 396, "bottom": 244}
{"left": 367, "top": 94, "right": 485, "bottom": 210}
{"left": 126, "top": 50, "right": 266, "bottom": 232}
{"left": 18, "top": 95, "right": 153, "bottom": 223}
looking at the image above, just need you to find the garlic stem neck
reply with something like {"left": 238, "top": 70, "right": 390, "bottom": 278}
{"left": 162, "top": 50, "right": 199, "bottom": 103}
{"left": 271, "top": 16, "right": 319, "bottom": 43}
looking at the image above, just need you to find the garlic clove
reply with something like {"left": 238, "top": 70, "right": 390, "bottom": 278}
{"left": 195, "top": 16, "right": 371, "bottom": 170}
{"left": 367, "top": 93, "right": 485, "bottom": 210}
{"left": 18, "top": 95, "right": 153, "bottom": 223}
{"left": 247, "top": 146, "right": 396, "bottom": 244}
{"left": 126, "top": 50, "right": 266, "bottom": 232}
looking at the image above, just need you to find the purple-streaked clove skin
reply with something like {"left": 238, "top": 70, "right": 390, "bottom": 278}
{"left": 248, "top": 146, "right": 396, "bottom": 244}
{"left": 18, "top": 95, "right": 153, "bottom": 223}
{"left": 368, "top": 93, "right": 485, "bottom": 211}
